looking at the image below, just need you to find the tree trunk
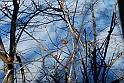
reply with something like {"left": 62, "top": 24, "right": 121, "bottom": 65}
{"left": 6, "top": 0, "right": 19, "bottom": 83}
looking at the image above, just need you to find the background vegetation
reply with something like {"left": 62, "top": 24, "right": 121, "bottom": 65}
{"left": 0, "top": 0, "right": 124, "bottom": 83}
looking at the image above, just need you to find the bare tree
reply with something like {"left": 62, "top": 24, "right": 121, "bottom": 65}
{"left": 0, "top": 0, "right": 123, "bottom": 83}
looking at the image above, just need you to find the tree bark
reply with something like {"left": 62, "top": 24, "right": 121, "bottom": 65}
{"left": 118, "top": 0, "right": 124, "bottom": 39}
{"left": 7, "top": 0, "right": 19, "bottom": 83}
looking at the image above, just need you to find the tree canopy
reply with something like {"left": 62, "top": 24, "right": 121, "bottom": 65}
{"left": 0, "top": 0, "right": 124, "bottom": 83}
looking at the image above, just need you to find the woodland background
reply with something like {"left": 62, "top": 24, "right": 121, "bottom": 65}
{"left": 0, "top": 0, "right": 124, "bottom": 83}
